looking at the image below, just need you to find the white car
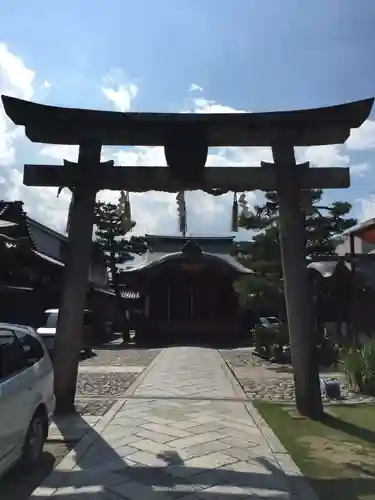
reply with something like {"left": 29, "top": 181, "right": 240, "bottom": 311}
{"left": 0, "top": 323, "right": 55, "bottom": 478}
{"left": 37, "top": 309, "right": 93, "bottom": 356}
{"left": 259, "top": 317, "right": 281, "bottom": 329}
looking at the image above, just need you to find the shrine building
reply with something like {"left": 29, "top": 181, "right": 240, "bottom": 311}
{"left": 118, "top": 235, "right": 252, "bottom": 343}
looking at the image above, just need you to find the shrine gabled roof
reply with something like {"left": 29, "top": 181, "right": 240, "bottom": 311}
{"left": 2, "top": 95, "right": 373, "bottom": 147}
{"left": 121, "top": 250, "right": 253, "bottom": 275}
{"left": 145, "top": 234, "right": 235, "bottom": 255}
{"left": 309, "top": 259, "right": 375, "bottom": 291}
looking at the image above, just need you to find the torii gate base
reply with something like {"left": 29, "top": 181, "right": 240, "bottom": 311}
{"left": 3, "top": 94, "right": 373, "bottom": 418}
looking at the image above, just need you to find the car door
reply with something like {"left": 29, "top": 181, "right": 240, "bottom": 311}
{"left": 0, "top": 328, "right": 29, "bottom": 474}
{"left": 13, "top": 327, "right": 46, "bottom": 428}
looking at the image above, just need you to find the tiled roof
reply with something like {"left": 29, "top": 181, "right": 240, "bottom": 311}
{"left": 121, "top": 250, "right": 253, "bottom": 275}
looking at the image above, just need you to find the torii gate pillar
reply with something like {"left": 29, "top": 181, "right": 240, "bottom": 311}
{"left": 273, "top": 145, "right": 322, "bottom": 417}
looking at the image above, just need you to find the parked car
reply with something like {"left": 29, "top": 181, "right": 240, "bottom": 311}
{"left": 37, "top": 309, "right": 93, "bottom": 356}
{"left": 258, "top": 317, "right": 282, "bottom": 329}
{"left": 0, "top": 323, "right": 55, "bottom": 478}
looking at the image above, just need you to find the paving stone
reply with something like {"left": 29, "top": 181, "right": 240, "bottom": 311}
{"left": 183, "top": 451, "right": 238, "bottom": 470}
{"left": 166, "top": 431, "right": 227, "bottom": 450}
{"left": 34, "top": 346, "right": 315, "bottom": 499}
{"left": 109, "top": 479, "right": 171, "bottom": 500}
{"left": 177, "top": 440, "right": 232, "bottom": 461}
{"left": 128, "top": 450, "right": 171, "bottom": 468}
{"left": 135, "top": 427, "right": 177, "bottom": 444}
{"left": 185, "top": 422, "right": 228, "bottom": 434}
{"left": 141, "top": 422, "right": 191, "bottom": 439}
{"left": 129, "top": 438, "right": 174, "bottom": 455}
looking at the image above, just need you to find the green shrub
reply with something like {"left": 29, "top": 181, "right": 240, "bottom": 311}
{"left": 361, "top": 342, "right": 375, "bottom": 394}
{"left": 343, "top": 341, "right": 375, "bottom": 395}
{"left": 254, "top": 324, "right": 289, "bottom": 359}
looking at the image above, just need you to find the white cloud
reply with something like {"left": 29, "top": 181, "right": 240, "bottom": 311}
{"left": 358, "top": 194, "right": 375, "bottom": 221}
{"left": 0, "top": 43, "right": 35, "bottom": 165}
{"left": 192, "top": 98, "right": 247, "bottom": 114}
{"left": 350, "top": 162, "right": 371, "bottom": 178}
{"left": 101, "top": 68, "right": 137, "bottom": 112}
{"left": 0, "top": 43, "right": 71, "bottom": 231}
{"left": 297, "top": 144, "right": 349, "bottom": 167}
{"left": 2, "top": 49, "right": 375, "bottom": 239}
{"left": 189, "top": 83, "right": 204, "bottom": 92}
{"left": 40, "top": 79, "right": 51, "bottom": 90}
{"left": 346, "top": 119, "right": 375, "bottom": 151}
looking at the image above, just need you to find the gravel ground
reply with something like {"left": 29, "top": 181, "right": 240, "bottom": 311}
{"left": 76, "top": 372, "right": 137, "bottom": 398}
{"left": 220, "top": 347, "right": 375, "bottom": 404}
{"left": 76, "top": 346, "right": 161, "bottom": 398}
{"left": 74, "top": 398, "right": 117, "bottom": 416}
{"left": 0, "top": 442, "right": 73, "bottom": 500}
{"left": 80, "top": 346, "right": 161, "bottom": 367}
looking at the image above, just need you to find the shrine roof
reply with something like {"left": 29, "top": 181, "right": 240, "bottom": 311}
{"left": 120, "top": 250, "right": 253, "bottom": 275}
{"left": 309, "top": 259, "right": 375, "bottom": 290}
{"left": 145, "top": 234, "right": 235, "bottom": 255}
{"left": 2, "top": 95, "right": 373, "bottom": 147}
{"left": 145, "top": 234, "right": 234, "bottom": 242}
{"left": 339, "top": 218, "right": 375, "bottom": 244}
{"left": 0, "top": 200, "right": 105, "bottom": 265}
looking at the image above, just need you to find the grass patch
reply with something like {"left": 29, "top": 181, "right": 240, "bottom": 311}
{"left": 254, "top": 401, "right": 375, "bottom": 500}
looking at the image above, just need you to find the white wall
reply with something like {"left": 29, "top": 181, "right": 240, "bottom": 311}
{"left": 334, "top": 234, "right": 375, "bottom": 256}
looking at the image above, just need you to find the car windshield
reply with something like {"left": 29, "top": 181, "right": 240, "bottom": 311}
{"left": 44, "top": 312, "right": 58, "bottom": 328}
{"left": 267, "top": 317, "right": 280, "bottom": 325}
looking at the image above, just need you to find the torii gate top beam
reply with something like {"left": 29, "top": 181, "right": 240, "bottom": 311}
{"left": 2, "top": 95, "right": 373, "bottom": 147}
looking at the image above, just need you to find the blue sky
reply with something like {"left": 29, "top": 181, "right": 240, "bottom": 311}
{"left": 1, "top": 0, "right": 375, "bottom": 237}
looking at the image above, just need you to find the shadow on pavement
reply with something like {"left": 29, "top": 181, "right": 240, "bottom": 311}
{"left": 28, "top": 412, "right": 375, "bottom": 499}
{"left": 0, "top": 442, "right": 74, "bottom": 500}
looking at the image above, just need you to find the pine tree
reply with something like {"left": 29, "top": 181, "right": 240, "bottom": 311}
{"left": 235, "top": 189, "right": 357, "bottom": 313}
{"left": 94, "top": 202, "right": 147, "bottom": 337}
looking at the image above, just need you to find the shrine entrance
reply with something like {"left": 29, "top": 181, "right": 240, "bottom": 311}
{"left": 146, "top": 264, "right": 238, "bottom": 339}
{"left": 3, "top": 92, "right": 372, "bottom": 418}
{"left": 121, "top": 239, "right": 250, "bottom": 342}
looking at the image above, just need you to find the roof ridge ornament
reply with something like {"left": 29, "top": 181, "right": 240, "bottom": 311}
{"left": 181, "top": 239, "right": 202, "bottom": 259}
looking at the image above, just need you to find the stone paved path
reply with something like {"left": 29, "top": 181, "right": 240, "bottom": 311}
{"left": 33, "top": 347, "right": 316, "bottom": 499}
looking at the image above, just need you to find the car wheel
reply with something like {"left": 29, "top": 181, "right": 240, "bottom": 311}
{"left": 21, "top": 410, "right": 47, "bottom": 468}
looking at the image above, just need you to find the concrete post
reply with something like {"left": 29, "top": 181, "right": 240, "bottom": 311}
{"left": 273, "top": 144, "right": 323, "bottom": 418}
{"left": 53, "top": 141, "right": 100, "bottom": 414}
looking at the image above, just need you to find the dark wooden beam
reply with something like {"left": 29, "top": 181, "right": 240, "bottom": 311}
{"left": 3, "top": 94, "right": 373, "bottom": 146}
{"left": 23, "top": 164, "right": 350, "bottom": 191}
{"left": 310, "top": 254, "right": 375, "bottom": 262}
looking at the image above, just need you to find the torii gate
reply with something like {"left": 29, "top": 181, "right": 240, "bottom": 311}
{"left": 2, "top": 95, "right": 373, "bottom": 418}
